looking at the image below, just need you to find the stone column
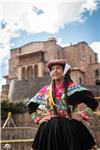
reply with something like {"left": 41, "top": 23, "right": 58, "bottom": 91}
{"left": 17, "top": 67, "right": 22, "bottom": 80}
{"left": 38, "top": 62, "right": 44, "bottom": 77}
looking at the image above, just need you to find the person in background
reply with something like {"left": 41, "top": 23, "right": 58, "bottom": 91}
{"left": 28, "top": 59, "right": 98, "bottom": 150}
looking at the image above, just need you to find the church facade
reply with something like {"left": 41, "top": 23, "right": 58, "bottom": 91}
{"left": 1, "top": 37, "right": 100, "bottom": 99}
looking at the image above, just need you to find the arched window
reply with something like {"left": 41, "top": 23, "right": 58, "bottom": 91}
{"left": 22, "top": 67, "right": 26, "bottom": 80}
{"left": 34, "top": 64, "right": 38, "bottom": 77}
{"left": 79, "top": 77, "right": 82, "bottom": 84}
{"left": 95, "top": 80, "right": 100, "bottom": 85}
{"left": 27, "top": 66, "right": 33, "bottom": 79}
{"left": 95, "top": 69, "right": 99, "bottom": 77}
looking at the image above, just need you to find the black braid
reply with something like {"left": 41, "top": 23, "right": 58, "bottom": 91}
{"left": 52, "top": 80, "right": 58, "bottom": 114}
{"left": 64, "top": 70, "right": 72, "bottom": 117}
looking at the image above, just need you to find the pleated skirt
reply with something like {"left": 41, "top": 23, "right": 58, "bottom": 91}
{"left": 32, "top": 117, "right": 96, "bottom": 150}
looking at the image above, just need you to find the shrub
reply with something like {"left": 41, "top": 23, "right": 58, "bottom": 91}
{"left": 1, "top": 100, "right": 28, "bottom": 120}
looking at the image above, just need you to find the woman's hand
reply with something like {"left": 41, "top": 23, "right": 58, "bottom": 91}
{"left": 38, "top": 115, "right": 51, "bottom": 124}
{"left": 72, "top": 114, "right": 82, "bottom": 121}
{"left": 80, "top": 111, "right": 91, "bottom": 121}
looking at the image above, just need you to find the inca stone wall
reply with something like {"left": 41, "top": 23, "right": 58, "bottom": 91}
{"left": 8, "top": 76, "right": 100, "bottom": 101}
{"left": 8, "top": 77, "right": 51, "bottom": 101}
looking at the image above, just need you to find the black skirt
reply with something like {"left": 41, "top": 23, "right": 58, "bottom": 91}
{"left": 32, "top": 117, "right": 96, "bottom": 150}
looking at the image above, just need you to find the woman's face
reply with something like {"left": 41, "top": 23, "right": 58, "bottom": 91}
{"left": 50, "top": 64, "right": 64, "bottom": 80}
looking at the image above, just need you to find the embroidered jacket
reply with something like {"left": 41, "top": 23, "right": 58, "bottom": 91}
{"left": 28, "top": 82, "right": 98, "bottom": 123}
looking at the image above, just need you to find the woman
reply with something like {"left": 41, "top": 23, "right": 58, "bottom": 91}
{"left": 28, "top": 59, "right": 98, "bottom": 150}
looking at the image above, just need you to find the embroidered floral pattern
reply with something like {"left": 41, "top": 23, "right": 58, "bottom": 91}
{"left": 29, "top": 82, "right": 91, "bottom": 121}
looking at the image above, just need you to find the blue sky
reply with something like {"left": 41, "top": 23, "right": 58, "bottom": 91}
{"left": 10, "top": 6, "right": 100, "bottom": 47}
{"left": 0, "top": 0, "right": 100, "bottom": 91}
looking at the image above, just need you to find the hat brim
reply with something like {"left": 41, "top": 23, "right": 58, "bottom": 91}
{"left": 46, "top": 59, "right": 66, "bottom": 70}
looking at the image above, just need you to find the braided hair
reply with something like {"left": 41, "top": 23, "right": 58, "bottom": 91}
{"left": 52, "top": 79, "right": 58, "bottom": 114}
{"left": 64, "top": 69, "right": 73, "bottom": 117}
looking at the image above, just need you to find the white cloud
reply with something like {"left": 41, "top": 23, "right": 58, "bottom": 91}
{"left": 1, "top": 0, "right": 98, "bottom": 36}
{"left": 57, "top": 37, "right": 70, "bottom": 47}
{"left": 0, "top": 78, "right": 6, "bottom": 92}
{"left": 81, "top": 0, "right": 98, "bottom": 14}
{"left": 0, "top": 29, "right": 10, "bottom": 66}
{"left": 0, "top": 0, "right": 99, "bottom": 91}
{"left": 10, "top": 43, "right": 15, "bottom": 47}
{"left": 19, "top": 40, "right": 23, "bottom": 43}
{"left": 1, "top": 0, "right": 98, "bottom": 52}
{"left": 90, "top": 42, "right": 100, "bottom": 63}
{"left": 0, "top": 46, "right": 9, "bottom": 81}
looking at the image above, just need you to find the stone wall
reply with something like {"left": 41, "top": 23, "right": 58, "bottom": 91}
{"left": 8, "top": 77, "right": 51, "bottom": 101}
{"left": 20, "top": 41, "right": 45, "bottom": 54}
{"left": 87, "top": 85, "right": 100, "bottom": 97}
{"left": 8, "top": 76, "right": 100, "bottom": 101}
{"left": 63, "top": 42, "right": 96, "bottom": 68}
{"left": 84, "top": 114, "right": 100, "bottom": 147}
{"left": 89, "top": 63, "right": 100, "bottom": 85}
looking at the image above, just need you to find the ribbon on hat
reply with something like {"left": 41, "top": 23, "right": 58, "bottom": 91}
{"left": 63, "top": 64, "right": 71, "bottom": 76}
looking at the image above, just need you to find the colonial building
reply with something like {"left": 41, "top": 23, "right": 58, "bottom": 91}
{"left": 1, "top": 37, "right": 100, "bottom": 100}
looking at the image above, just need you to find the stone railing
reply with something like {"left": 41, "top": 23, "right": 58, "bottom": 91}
{"left": 1, "top": 127, "right": 37, "bottom": 150}
{"left": 1, "top": 111, "right": 100, "bottom": 149}
{"left": 1, "top": 127, "right": 37, "bottom": 140}
{"left": 1, "top": 139, "right": 33, "bottom": 150}
{"left": 1, "top": 114, "right": 100, "bottom": 149}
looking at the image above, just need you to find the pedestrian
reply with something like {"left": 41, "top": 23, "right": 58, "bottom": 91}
{"left": 28, "top": 59, "right": 98, "bottom": 150}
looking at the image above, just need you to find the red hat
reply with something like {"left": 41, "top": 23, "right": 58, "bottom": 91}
{"left": 46, "top": 59, "right": 66, "bottom": 70}
{"left": 46, "top": 59, "right": 71, "bottom": 75}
